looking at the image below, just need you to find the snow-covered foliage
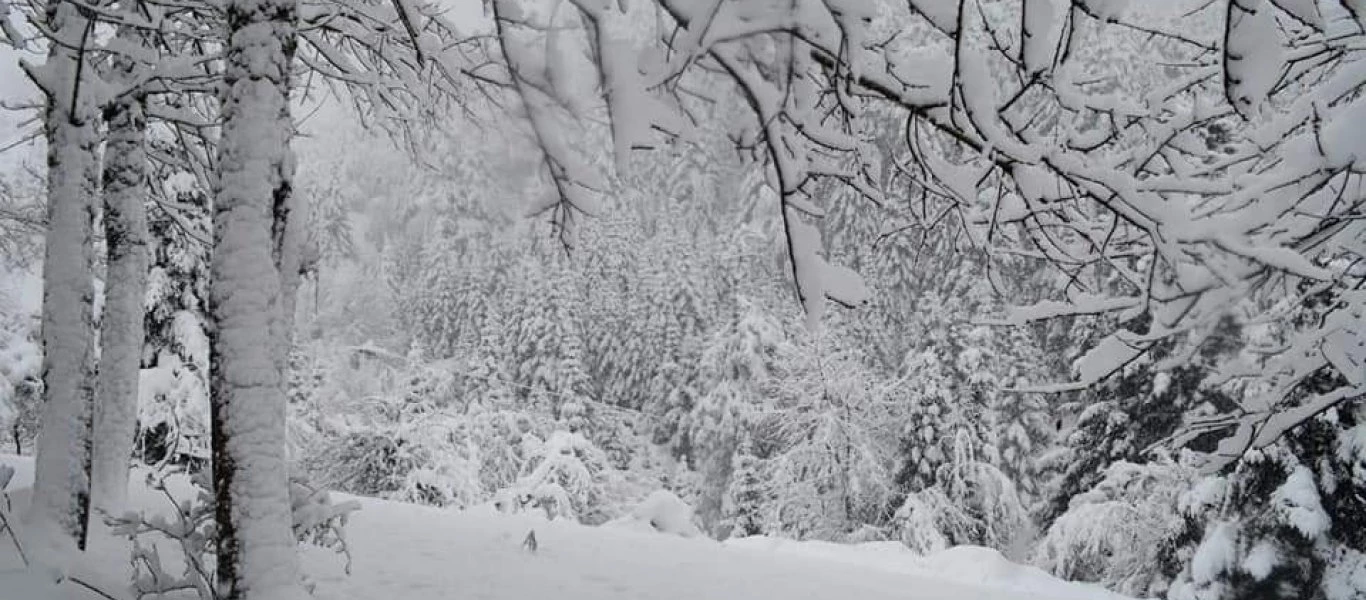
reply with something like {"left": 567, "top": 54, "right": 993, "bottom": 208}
{"left": 0, "top": 287, "right": 40, "bottom": 455}
{"left": 499, "top": 430, "right": 614, "bottom": 524}
{"left": 135, "top": 312, "right": 210, "bottom": 470}
{"left": 106, "top": 468, "right": 359, "bottom": 600}
{"left": 1167, "top": 404, "right": 1366, "bottom": 600}
{"left": 1034, "top": 458, "right": 1198, "bottom": 597}
{"left": 895, "top": 428, "right": 1028, "bottom": 556}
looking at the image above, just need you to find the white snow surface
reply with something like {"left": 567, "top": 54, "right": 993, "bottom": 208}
{"left": 0, "top": 454, "right": 1131, "bottom": 600}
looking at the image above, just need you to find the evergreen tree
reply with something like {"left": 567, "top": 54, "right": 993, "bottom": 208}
{"left": 681, "top": 298, "right": 788, "bottom": 535}
{"left": 720, "top": 433, "right": 772, "bottom": 539}
{"left": 1039, "top": 314, "right": 1241, "bottom": 527}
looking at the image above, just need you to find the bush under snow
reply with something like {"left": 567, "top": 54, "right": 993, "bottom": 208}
{"left": 496, "top": 430, "right": 614, "bottom": 523}
{"left": 608, "top": 490, "right": 702, "bottom": 537}
{"left": 1033, "top": 457, "right": 1196, "bottom": 597}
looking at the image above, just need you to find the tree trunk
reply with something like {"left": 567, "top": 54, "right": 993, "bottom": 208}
{"left": 90, "top": 90, "right": 149, "bottom": 517}
{"left": 26, "top": 0, "right": 98, "bottom": 555}
{"left": 275, "top": 187, "right": 307, "bottom": 349}
{"left": 210, "top": 0, "right": 305, "bottom": 594}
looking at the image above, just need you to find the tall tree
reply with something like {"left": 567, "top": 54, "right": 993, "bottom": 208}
{"left": 90, "top": 0, "right": 152, "bottom": 515}
{"left": 23, "top": 0, "right": 99, "bottom": 554}
{"left": 209, "top": 0, "right": 307, "bottom": 593}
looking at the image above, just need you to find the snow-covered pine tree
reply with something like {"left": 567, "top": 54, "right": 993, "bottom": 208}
{"left": 139, "top": 188, "right": 212, "bottom": 468}
{"left": 720, "top": 433, "right": 772, "bottom": 539}
{"left": 1167, "top": 281, "right": 1366, "bottom": 600}
{"left": 682, "top": 298, "right": 788, "bottom": 535}
{"left": 1039, "top": 314, "right": 1242, "bottom": 527}
{"left": 973, "top": 323, "right": 1053, "bottom": 502}
{"left": 894, "top": 347, "right": 978, "bottom": 495}
{"left": 510, "top": 262, "right": 594, "bottom": 429}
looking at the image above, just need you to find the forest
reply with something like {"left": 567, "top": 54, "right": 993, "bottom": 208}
{"left": 1, "top": 0, "right": 1365, "bottom": 599}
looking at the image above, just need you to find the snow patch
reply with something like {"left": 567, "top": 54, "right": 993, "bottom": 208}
{"left": 1241, "top": 541, "right": 1278, "bottom": 580}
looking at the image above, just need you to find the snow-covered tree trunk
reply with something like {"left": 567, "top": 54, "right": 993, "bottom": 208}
{"left": 210, "top": 0, "right": 306, "bottom": 594}
{"left": 90, "top": 88, "right": 150, "bottom": 517}
{"left": 275, "top": 190, "right": 306, "bottom": 351}
{"left": 25, "top": 0, "right": 100, "bottom": 553}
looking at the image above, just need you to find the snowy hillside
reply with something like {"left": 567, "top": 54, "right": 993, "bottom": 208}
{"left": 0, "top": 455, "right": 1128, "bottom": 600}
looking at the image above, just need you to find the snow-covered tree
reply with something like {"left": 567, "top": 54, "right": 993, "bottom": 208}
{"left": 23, "top": 0, "right": 101, "bottom": 554}
{"left": 895, "top": 427, "right": 1028, "bottom": 556}
{"left": 206, "top": 0, "right": 309, "bottom": 591}
{"left": 720, "top": 434, "right": 773, "bottom": 539}
{"left": 501, "top": 430, "right": 615, "bottom": 524}
{"left": 90, "top": 0, "right": 152, "bottom": 513}
{"left": 1034, "top": 457, "right": 1198, "bottom": 597}
{"left": 679, "top": 298, "right": 788, "bottom": 533}
{"left": 761, "top": 336, "right": 899, "bottom": 540}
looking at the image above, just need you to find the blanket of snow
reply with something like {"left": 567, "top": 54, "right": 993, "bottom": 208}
{"left": 0, "top": 454, "right": 1129, "bottom": 600}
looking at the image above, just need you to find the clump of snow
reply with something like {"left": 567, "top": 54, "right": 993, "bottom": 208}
{"left": 1240, "top": 541, "right": 1279, "bottom": 580}
{"left": 1191, "top": 521, "right": 1238, "bottom": 584}
{"left": 1072, "top": 334, "right": 1144, "bottom": 386}
{"left": 1152, "top": 371, "right": 1171, "bottom": 397}
{"left": 906, "top": 0, "right": 959, "bottom": 33}
{"left": 1272, "top": 465, "right": 1330, "bottom": 539}
{"left": 1022, "top": 0, "right": 1064, "bottom": 74}
{"left": 1224, "top": 0, "right": 1285, "bottom": 116}
{"left": 1321, "top": 96, "right": 1366, "bottom": 172}
{"left": 608, "top": 490, "right": 702, "bottom": 538}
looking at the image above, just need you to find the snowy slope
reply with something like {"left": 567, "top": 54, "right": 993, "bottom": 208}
{"left": 0, "top": 455, "right": 1130, "bottom": 600}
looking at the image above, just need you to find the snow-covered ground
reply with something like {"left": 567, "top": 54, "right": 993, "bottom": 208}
{"left": 0, "top": 454, "right": 1130, "bottom": 600}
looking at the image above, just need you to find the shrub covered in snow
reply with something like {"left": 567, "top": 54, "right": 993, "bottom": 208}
{"left": 1033, "top": 457, "right": 1196, "bottom": 597}
{"left": 315, "top": 429, "right": 428, "bottom": 498}
{"left": 294, "top": 347, "right": 542, "bottom": 510}
{"left": 894, "top": 429, "right": 1027, "bottom": 555}
{"left": 108, "top": 469, "right": 360, "bottom": 599}
{"left": 135, "top": 318, "right": 211, "bottom": 470}
{"left": 497, "top": 430, "right": 615, "bottom": 523}
{"left": 0, "top": 308, "right": 40, "bottom": 455}
{"left": 609, "top": 490, "right": 703, "bottom": 537}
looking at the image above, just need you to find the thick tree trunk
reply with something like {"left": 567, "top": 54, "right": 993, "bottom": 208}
{"left": 210, "top": 0, "right": 305, "bottom": 594}
{"left": 26, "top": 0, "right": 98, "bottom": 555}
{"left": 90, "top": 91, "right": 149, "bottom": 517}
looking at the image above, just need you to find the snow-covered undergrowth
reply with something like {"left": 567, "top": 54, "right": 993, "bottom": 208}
{"left": 0, "top": 454, "right": 1130, "bottom": 600}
